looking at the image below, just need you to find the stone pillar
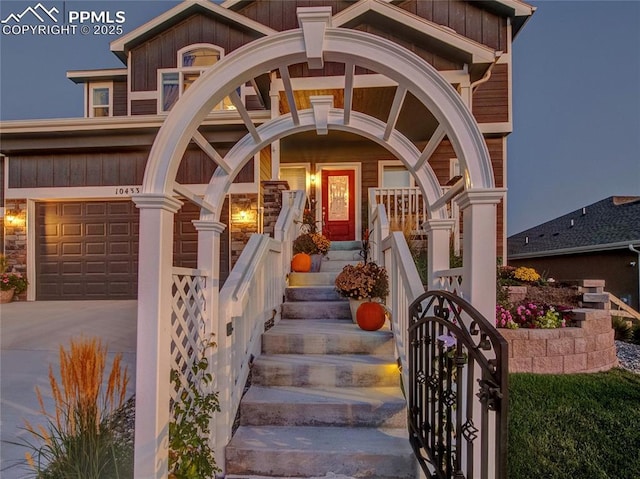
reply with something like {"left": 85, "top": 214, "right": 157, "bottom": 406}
{"left": 425, "top": 218, "right": 455, "bottom": 291}
{"left": 3, "top": 199, "right": 28, "bottom": 300}
{"left": 261, "top": 181, "right": 290, "bottom": 238}
{"left": 229, "top": 194, "right": 259, "bottom": 268}
{"left": 457, "top": 189, "right": 505, "bottom": 321}
{"left": 131, "top": 193, "right": 182, "bottom": 479}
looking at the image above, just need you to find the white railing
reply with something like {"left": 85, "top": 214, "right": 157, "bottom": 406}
{"left": 214, "top": 189, "right": 305, "bottom": 470}
{"left": 369, "top": 203, "right": 389, "bottom": 264}
{"left": 382, "top": 231, "right": 426, "bottom": 389}
{"left": 369, "top": 187, "right": 428, "bottom": 234}
{"left": 433, "top": 268, "right": 464, "bottom": 296}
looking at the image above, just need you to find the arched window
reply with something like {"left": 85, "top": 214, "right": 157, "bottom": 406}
{"left": 160, "top": 44, "right": 234, "bottom": 112}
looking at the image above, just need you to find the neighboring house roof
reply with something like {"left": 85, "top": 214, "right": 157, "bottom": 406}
{"left": 508, "top": 196, "right": 640, "bottom": 258}
{"left": 109, "top": 0, "right": 277, "bottom": 62}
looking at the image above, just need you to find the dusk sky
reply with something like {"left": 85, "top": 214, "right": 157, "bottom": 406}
{"left": 1, "top": 0, "right": 638, "bottom": 235}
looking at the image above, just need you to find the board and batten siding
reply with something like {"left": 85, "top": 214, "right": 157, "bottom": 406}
{"left": 130, "top": 14, "right": 263, "bottom": 93}
{"left": 113, "top": 81, "right": 128, "bottom": 117}
{"left": 472, "top": 63, "right": 509, "bottom": 123}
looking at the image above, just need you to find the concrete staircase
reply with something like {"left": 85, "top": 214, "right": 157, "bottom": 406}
{"left": 226, "top": 242, "right": 416, "bottom": 479}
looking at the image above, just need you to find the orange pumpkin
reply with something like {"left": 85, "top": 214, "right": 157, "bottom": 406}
{"left": 291, "top": 253, "right": 312, "bottom": 272}
{"left": 356, "top": 301, "right": 386, "bottom": 331}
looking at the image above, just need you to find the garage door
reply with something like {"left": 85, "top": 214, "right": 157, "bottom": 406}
{"left": 36, "top": 201, "right": 140, "bottom": 300}
{"left": 36, "top": 200, "right": 229, "bottom": 300}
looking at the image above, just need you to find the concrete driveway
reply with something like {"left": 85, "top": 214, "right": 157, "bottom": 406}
{"left": 0, "top": 300, "right": 137, "bottom": 479}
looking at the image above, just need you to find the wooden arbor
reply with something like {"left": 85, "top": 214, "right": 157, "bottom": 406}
{"left": 133, "top": 8, "right": 504, "bottom": 477}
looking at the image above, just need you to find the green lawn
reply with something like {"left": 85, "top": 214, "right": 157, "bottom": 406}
{"left": 508, "top": 369, "right": 640, "bottom": 479}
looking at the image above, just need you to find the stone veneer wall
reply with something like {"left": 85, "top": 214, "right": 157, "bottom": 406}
{"left": 501, "top": 280, "right": 617, "bottom": 374}
{"left": 229, "top": 193, "right": 259, "bottom": 268}
{"left": 3, "top": 199, "right": 28, "bottom": 301}
{"left": 261, "top": 181, "right": 290, "bottom": 238}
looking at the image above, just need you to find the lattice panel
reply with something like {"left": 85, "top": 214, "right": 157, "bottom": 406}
{"left": 170, "top": 273, "right": 207, "bottom": 405}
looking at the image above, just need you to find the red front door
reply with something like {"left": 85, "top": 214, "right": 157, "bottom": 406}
{"left": 322, "top": 169, "right": 356, "bottom": 241}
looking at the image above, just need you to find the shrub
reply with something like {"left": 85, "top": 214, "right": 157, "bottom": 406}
{"left": 632, "top": 323, "right": 640, "bottom": 345}
{"left": 513, "top": 266, "right": 541, "bottom": 283}
{"left": 611, "top": 316, "right": 633, "bottom": 342}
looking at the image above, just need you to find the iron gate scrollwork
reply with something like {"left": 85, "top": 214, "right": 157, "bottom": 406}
{"left": 408, "top": 291, "right": 508, "bottom": 479}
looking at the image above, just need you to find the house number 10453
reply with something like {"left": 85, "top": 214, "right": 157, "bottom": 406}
{"left": 115, "top": 187, "right": 141, "bottom": 195}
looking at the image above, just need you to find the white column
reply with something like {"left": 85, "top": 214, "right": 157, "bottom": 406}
{"left": 191, "top": 219, "right": 228, "bottom": 469}
{"left": 270, "top": 73, "right": 281, "bottom": 180}
{"left": 425, "top": 218, "right": 455, "bottom": 291}
{"left": 132, "top": 193, "right": 182, "bottom": 479}
{"left": 457, "top": 189, "right": 505, "bottom": 320}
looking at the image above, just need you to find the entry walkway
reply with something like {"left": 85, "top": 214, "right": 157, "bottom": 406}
{"left": 0, "top": 300, "right": 137, "bottom": 479}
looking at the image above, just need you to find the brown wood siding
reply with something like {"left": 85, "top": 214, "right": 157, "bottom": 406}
{"left": 236, "top": 0, "right": 353, "bottom": 31}
{"left": 428, "top": 137, "right": 504, "bottom": 254}
{"left": 131, "top": 99, "right": 157, "bottom": 115}
{"left": 9, "top": 152, "right": 148, "bottom": 188}
{"left": 472, "top": 63, "right": 509, "bottom": 123}
{"left": 397, "top": 0, "right": 508, "bottom": 52}
{"left": 113, "top": 81, "right": 128, "bottom": 116}
{"left": 353, "top": 22, "right": 463, "bottom": 71}
{"left": 130, "top": 14, "right": 262, "bottom": 92}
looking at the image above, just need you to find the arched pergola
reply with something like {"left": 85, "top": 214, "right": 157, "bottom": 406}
{"left": 132, "top": 8, "right": 504, "bottom": 477}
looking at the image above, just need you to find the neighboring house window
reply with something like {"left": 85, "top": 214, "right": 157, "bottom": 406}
{"left": 160, "top": 44, "right": 235, "bottom": 112}
{"left": 379, "top": 160, "right": 413, "bottom": 188}
{"left": 89, "top": 83, "right": 112, "bottom": 117}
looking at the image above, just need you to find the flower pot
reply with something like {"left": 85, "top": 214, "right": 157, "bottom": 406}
{"left": 291, "top": 253, "right": 312, "bottom": 272}
{"left": 356, "top": 301, "right": 386, "bottom": 331}
{"left": 310, "top": 254, "right": 323, "bottom": 272}
{"left": 0, "top": 288, "right": 15, "bottom": 304}
{"left": 348, "top": 298, "right": 367, "bottom": 324}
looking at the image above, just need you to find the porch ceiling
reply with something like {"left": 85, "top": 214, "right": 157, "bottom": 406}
{"left": 278, "top": 87, "right": 439, "bottom": 144}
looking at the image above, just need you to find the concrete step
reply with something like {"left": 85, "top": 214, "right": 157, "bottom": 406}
{"left": 320, "top": 259, "right": 360, "bottom": 272}
{"left": 226, "top": 425, "right": 416, "bottom": 479}
{"left": 252, "top": 354, "right": 400, "bottom": 387}
{"left": 239, "top": 385, "right": 406, "bottom": 428}
{"left": 262, "top": 320, "right": 393, "bottom": 355}
{"left": 282, "top": 300, "right": 351, "bottom": 320}
{"left": 325, "top": 249, "right": 363, "bottom": 261}
{"left": 329, "top": 241, "right": 362, "bottom": 251}
{"left": 289, "top": 271, "right": 338, "bottom": 287}
{"left": 285, "top": 286, "right": 345, "bottom": 302}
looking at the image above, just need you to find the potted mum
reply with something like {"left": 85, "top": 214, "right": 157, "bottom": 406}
{"left": 0, "top": 256, "right": 28, "bottom": 303}
{"left": 292, "top": 232, "right": 330, "bottom": 272}
{"left": 334, "top": 262, "right": 389, "bottom": 329}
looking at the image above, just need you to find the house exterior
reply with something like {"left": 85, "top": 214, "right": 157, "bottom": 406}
{"left": 508, "top": 196, "right": 640, "bottom": 310}
{"left": 0, "top": 0, "right": 534, "bottom": 303}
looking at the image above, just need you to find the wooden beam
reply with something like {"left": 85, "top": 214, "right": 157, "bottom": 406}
{"left": 229, "top": 90, "right": 261, "bottom": 144}
{"left": 279, "top": 66, "right": 300, "bottom": 125}
{"left": 192, "top": 130, "right": 232, "bottom": 174}
{"left": 343, "top": 61, "right": 355, "bottom": 125}
{"left": 414, "top": 125, "right": 446, "bottom": 171}
{"left": 383, "top": 86, "right": 406, "bottom": 141}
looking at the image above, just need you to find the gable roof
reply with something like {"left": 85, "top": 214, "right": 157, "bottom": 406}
{"left": 110, "top": 0, "right": 276, "bottom": 62}
{"left": 333, "top": 0, "right": 499, "bottom": 68}
{"left": 508, "top": 196, "right": 640, "bottom": 258}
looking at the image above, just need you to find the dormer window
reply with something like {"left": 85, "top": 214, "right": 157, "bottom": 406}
{"left": 160, "top": 44, "right": 234, "bottom": 112}
{"left": 89, "top": 83, "right": 112, "bottom": 117}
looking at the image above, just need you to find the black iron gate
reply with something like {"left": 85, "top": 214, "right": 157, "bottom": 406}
{"left": 408, "top": 291, "right": 508, "bottom": 479}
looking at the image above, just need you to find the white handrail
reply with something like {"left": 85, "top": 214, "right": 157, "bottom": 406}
{"left": 382, "top": 231, "right": 425, "bottom": 389}
{"left": 213, "top": 189, "right": 305, "bottom": 471}
{"left": 369, "top": 186, "right": 428, "bottom": 233}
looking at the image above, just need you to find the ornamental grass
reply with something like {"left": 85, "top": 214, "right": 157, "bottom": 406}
{"left": 21, "top": 337, "right": 132, "bottom": 478}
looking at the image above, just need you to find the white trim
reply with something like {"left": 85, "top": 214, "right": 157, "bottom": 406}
{"left": 88, "top": 82, "right": 113, "bottom": 118}
{"left": 317, "top": 163, "right": 362, "bottom": 241}
{"left": 449, "top": 158, "right": 461, "bottom": 181}
{"left": 127, "top": 51, "right": 132, "bottom": 116}
{"left": 5, "top": 183, "right": 257, "bottom": 200}
{"left": 479, "top": 122, "right": 512, "bottom": 134}
{"left": 378, "top": 159, "right": 415, "bottom": 188}
{"left": 502, "top": 136, "right": 508, "bottom": 262}
{"left": 509, "top": 240, "right": 640, "bottom": 259}
{"left": 333, "top": 0, "right": 497, "bottom": 64}
{"left": 129, "top": 90, "right": 158, "bottom": 101}
{"left": 66, "top": 68, "right": 127, "bottom": 83}
{"left": 26, "top": 199, "right": 36, "bottom": 301}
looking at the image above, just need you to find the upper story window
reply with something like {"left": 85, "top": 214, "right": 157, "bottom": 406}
{"left": 379, "top": 160, "right": 414, "bottom": 188}
{"left": 160, "top": 44, "right": 234, "bottom": 112}
{"left": 89, "top": 83, "right": 112, "bottom": 117}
